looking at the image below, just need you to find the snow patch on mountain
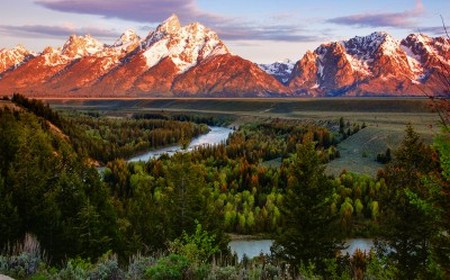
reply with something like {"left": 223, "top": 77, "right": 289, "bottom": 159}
{"left": 112, "top": 29, "right": 141, "bottom": 51}
{"left": 143, "top": 38, "right": 170, "bottom": 68}
{"left": 62, "top": 35, "right": 104, "bottom": 59}
{"left": 258, "top": 59, "right": 295, "bottom": 83}
{"left": 401, "top": 45, "right": 425, "bottom": 80}
{"left": 0, "top": 45, "right": 35, "bottom": 73}
{"left": 40, "top": 47, "right": 65, "bottom": 67}
{"left": 142, "top": 15, "right": 229, "bottom": 73}
{"left": 342, "top": 32, "right": 401, "bottom": 75}
{"left": 316, "top": 50, "right": 326, "bottom": 78}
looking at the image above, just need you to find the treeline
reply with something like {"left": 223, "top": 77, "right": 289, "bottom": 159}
{"left": 0, "top": 107, "right": 117, "bottom": 261}
{"left": 61, "top": 113, "right": 209, "bottom": 163}
{"left": 133, "top": 112, "right": 232, "bottom": 126}
{"left": 10, "top": 94, "right": 212, "bottom": 163}
{"left": 10, "top": 93, "right": 62, "bottom": 127}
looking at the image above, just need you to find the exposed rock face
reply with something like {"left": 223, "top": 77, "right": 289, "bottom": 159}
{"left": 0, "top": 17, "right": 448, "bottom": 97}
{"left": 172, "top": 54, "right": 290, "bottom": 97}
{"left": 258, "top": 59, "right": 295, "bottom": 84}
{"left": 0, "top": 45, "right": 35, "bottom": 74}
{"left": 0, "top": 14, "right": 283, "bottom": 97}
{"left": 287, "top": 32, "right": 450, "bottom": 96}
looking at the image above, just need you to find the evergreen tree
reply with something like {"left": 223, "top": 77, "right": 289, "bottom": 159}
{"left": 430, "top": 130, "right": 450, "bottom": 276}
{"left": 161, "top": 154, "right": 210, "bottom": 238}
{"left": 378, "top": 125, "right": 439, "bottom": 279}
{"left": 410, "top": 128, "right": 450, "bottom": 277}
{"left": 273, "top": 141, "right": 342, "bottom": 271}
{"left": 0, "top": 107, "right": 118, "bottom": 262}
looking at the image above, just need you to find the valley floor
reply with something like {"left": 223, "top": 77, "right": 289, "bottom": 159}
{"left": 46, "top": 97, "right": 441, "bottom": 176}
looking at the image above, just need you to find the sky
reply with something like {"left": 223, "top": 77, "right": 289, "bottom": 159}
{"left": 0, "top": 0, "right": 449, "bottom": 63}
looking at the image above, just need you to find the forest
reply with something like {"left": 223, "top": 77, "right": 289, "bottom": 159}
{"left": 0, "top": 95, "right": 448, "bottom": 279}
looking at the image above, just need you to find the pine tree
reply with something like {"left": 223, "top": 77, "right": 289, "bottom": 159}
{"left": 273, "top": 141, "right": 342, "bottom": 271}
{"left": 378, "top": 125, "right": 439, "bottom": 279}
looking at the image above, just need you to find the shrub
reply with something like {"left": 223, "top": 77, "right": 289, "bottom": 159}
{"left": 145, "top": 254, "right": 190, "bottom": 280}
{"left": 0, "top": 234, "right": 45, "bottom": 279}
{"left": 207, "top": 266, "right": 239, "bottom": 280}
{"left": 89, "top": 251, "right": 124, "bottom": 280}
{"left": 56, "top": 258, "right": 92, "bottom": 280}
{"left": 126, "top": 254, "right": 156, "bottom": 280}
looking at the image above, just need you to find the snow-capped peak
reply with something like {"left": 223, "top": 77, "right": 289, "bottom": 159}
{"left": 156, "top": 14, "right": 181, "bottom": 35}
{"left": 344, "top": 31, "right": 399, "bottom": 57}
{"left": 13, "top": 45, "right": 29, "bottom": 54}
{"left": 404, "top": 33, "right": 432, "bottom": 44}
{"left": 61, "top": 34, "right": 104, "bottom": 58}
{"left": 376, "top": 32, "right": 401, "bottom": 56}
{"left": 142, "top": 15, "right": 229, "bottom": 73}
{"left": 114, "top": 29, "right": 140, "bottom": 47}
{"left": 400, "top": 33, "right": 450, "bottom": 79}
{"left": 0, "top": 45, "right": 35, "bottom": 73}
{"left": 258, "top": 59, "right": 295, "bottom": 83}
{"left": 280, "top": 58, "right": 295, "bottom": 65}
{"left": 0, "top": 44, "right": 31, "bottom": 56}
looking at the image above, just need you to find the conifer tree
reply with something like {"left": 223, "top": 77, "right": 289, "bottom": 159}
{"left": 273, "top": 141, "right": 342, "bottom": 271}
{"left": 378, "top": 125, "right": 439, "bottom": 279}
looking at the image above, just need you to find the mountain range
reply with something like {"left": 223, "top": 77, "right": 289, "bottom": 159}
{"left": 0, "top": 14, "right": 449, "bottom": 97}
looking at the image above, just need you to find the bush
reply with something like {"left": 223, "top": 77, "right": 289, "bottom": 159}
{"left": 126, "top": 254, "right": 156, "bottom": 280}
{"left": 207, "top": 266, "right": 239, "bottom": 280}
{"left": 56, "top": 258, "right": 92, "bottom": 280}
{"left": 376, "top": 148, "right": 391, "bottom": 164}
{"left": 168, "top": 222, "right": 220, "bottom": 264}
{"left": 145, "top": 254, "right": 190, "bottom": 280}
{"left": 89, "top": 252, "right": 124, "bottom": 280}
{"left": 0, "top": 234, "right": 45, "bottom": 279}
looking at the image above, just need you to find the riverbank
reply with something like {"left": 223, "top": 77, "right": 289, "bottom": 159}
{"left": 227, "top": 233, "right": 273, "bottom": 241}
{"left": 228, "top": 238, "right": 375, "bottom": 261}
{"left": 128, "top": 126, "right": 233, "bottom": 163}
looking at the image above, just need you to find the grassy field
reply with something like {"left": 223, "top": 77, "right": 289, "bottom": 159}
{"left": 45, "top": 97, "right": 442, "bottom": 176}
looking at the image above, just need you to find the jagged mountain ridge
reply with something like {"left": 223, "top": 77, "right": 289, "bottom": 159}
{"left": 0, "top": 45, "right": 35, "bottom": 74}
{"left": 0, "top": 14, "right": 285, "bottom": 97}
{"left": 0, "top": 15, "right": 448, "bottom": 97}
{"left": 258, "top": 59, "right": 295, "bottom": 84}
{"left": 287, "top": 31, "right": 450, "bottom": 96}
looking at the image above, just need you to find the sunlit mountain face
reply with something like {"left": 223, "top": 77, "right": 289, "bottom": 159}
{"left": 0, "top": 15, "right": 449, "bottom": 97}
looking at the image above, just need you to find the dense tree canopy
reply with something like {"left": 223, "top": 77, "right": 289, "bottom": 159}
{"left": 1, "top": 96, "right": 448, "bottom": 279}
{"left": 378, "top": 125, "right": 441, "bottom": 279}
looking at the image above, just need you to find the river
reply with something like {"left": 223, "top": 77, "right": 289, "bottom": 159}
{"left": 128, "top": 126, "right": 233, "bottom": 163}
{"left": 228, "top": 238, "right": 374, "bottom": 261}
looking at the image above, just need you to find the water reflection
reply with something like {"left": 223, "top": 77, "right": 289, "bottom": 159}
{"left": 128, "top": 126, "right": 233, "bottom": 162}
{"left": 228, "top": 239, "right": 374, "bottom": 261}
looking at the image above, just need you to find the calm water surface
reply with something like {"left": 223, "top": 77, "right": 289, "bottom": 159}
{"left": 128, "top": 126, "right": 233, "bottom": 162}
{"left": 229, "top": 238, "right": 374, "bottom": 261}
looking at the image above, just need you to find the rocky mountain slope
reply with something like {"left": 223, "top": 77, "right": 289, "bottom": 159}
{"left": 0, "top": 15, "right": 286, "bottom": 97}
{"left": 287, "top": 32, "right": 450, "bottom": 96}
{"left": 0, "top": 15, "right": 448, "bottom": 97}
{"left": 258, "top": 59, "right": 295, "bottom": 84}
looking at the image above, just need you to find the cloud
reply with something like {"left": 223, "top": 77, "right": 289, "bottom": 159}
{"left": 214, "top": 22, "right": 322, "bottom": 42}
{"left": 0, "top": 24, "right": 120, "bottom": 39}
{"left": 415, "top": 26, "right": 449, "bottom": 37}
{"left": 34, "top": 0, "right": 319, "bottom": 42}
{"left": 34, "top": 0, "right": 222, "bottom": 25}
{"left": 327, "top": 0, "right": 424, "bottom": 28}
